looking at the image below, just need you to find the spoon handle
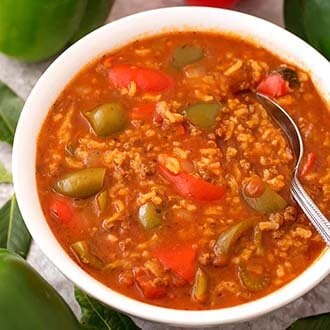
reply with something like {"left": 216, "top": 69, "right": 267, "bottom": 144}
{"left": 291, "top": 175, "right": 330, "bottom": 246}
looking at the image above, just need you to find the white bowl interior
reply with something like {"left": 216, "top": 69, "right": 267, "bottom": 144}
{"left": 13, "top": 7, "right": 330, "bottom": 327}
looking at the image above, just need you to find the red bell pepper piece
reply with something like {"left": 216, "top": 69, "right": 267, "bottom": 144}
{"left": 131, "top": 103, "right": 156, "bottom": 121}
{"left": 153, "top": 244, "right": 197, "bottom": 283}
{"left": 158, "top": 164, "right": 225, "bottom": 201}
{"left": 133, "top": 267, "right": 166, "bottom": 299}
{"left": 49, "top": 196, "right": 75, "bottom": 225}
{"left": 257, "top": 73, "right": 290, "bottom": 98}
{"left": 185, "top": 0, "right": 238, "bottom": 8}
{"left": 300, "top": 152, "right": 317, "bottom": 177}
{"left": 109, "top": 64, "right": 174, "bottom": 93}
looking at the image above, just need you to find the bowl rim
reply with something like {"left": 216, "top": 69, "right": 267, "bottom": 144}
{"left": 12, "top": 6, "right": 330, "bottom": 327}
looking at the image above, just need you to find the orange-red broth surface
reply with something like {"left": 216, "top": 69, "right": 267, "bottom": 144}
{"left": 36, "top": 32, "right": 329, "bottom": 310}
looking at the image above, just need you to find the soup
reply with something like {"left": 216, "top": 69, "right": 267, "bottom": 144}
{"left": 36, "top": 32, "right": 329, "bottom": 310}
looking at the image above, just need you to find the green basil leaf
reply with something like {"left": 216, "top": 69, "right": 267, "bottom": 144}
{"left": 284, "top": 0, "right": 307, "bottom": 41}
{"left": 0, "top": 160, "right": 12, "bottom": 183}
{"left": 0, "top": 195, "right": 31, "bottom": 258}
{"left": 75, "top": 288, "right": 140, "bottom": 330}
{"left": 0, "top": 82, "right": 24, "bottom": 145}
{"left": 301, "top": 0, "right": 330, "bottom": 60}
{"left": 288, "top": 312, "right": 330, "bottom": 330}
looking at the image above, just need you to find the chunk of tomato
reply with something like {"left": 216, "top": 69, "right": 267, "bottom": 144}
{"left": 257, "top": 73, "right": 290, "bottom": 98}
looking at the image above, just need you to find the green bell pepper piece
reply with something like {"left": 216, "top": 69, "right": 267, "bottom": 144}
{"left": 213, "top": 219, "right": 257, "bottom": 266}
{"left": 71, "top": 0, "right": 115, "bottom": 42}
{"left": 185, "top": 103, "right": 221, "bottom": 130}
{"left": 243, "top": 185, "right": 287, "bottom": 214}
{"left": 238, "top": 263, "right": 271, "bottom": 292}
{"left": 54, "top": 167, "right": 106, "bottom": 198}
{"left": 0, "top": 0, "right": 87, "bottom": 62}
{"left": 0, "top": 249, "right": 80, "bottom": 330}
{"left": 138, "top": 202, "right": 161, "bottom": 230}
{"left": 242, "top": 176, "right": 287, "bottom": 214}
{"left": 171, "top": 45, "right": 204, "bottom": 69}
{"left": 86, "top": 103, "right": 127, "bottom": 137}
{"left": 71, "top": 241, "right": 103, "bottom": 269}
{"left": 192, "top": 268, "right": 209, "bottom": 303}
{"left": 254, "top": 225, "right": 265, "bottom": 256}
{"left": 97, "top": 189, "right": 108, "bottom": 213}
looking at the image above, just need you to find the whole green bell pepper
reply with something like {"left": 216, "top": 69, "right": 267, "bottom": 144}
{"left": 71, "top": 0, "right": 115, "bottom": 42}
{"left": 284, "top": 0, "right": 330, "bottom": 60}
{"left": 0, "top": 0, "right": 87, "bottom": 62}
{"left": 0, "top": 249, "right": 80, "bottom": 330}
{"left": 0, "top": 0, "right": 114, "bottom": 62}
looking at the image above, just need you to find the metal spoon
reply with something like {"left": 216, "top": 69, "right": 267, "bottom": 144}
{"left": 256, "top": 92, "right": 330, "bottom": 246}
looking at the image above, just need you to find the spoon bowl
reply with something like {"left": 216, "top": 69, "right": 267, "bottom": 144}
{"left": 257, "top": 92, "right": 330, "bottom": 245}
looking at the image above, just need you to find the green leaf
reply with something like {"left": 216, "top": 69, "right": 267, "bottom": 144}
{"left": 75, "top": 288, "right": 140, "bottom": 330}
{"left": 301, "top": 0, "right": 330, "bottom": 60}
{"left": 0, "top": 195, "right": 31, "bottom": 258}
{"left": 288, "top": 312, "right": 330, "bottom": 330}
{"left": 0, "top": 160, "right": 12, "bottom": 183}
{"left": 284, "top": 0, "right": 307, "bottom": 40}
{"left": 0, "top": 82, "right": 24, "bottom": 145}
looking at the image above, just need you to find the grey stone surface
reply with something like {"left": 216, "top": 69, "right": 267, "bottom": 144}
{"left": 0, "top": 0, "right": 329, "bottom": 329}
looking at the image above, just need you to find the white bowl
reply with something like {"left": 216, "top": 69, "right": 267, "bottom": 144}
{"left": 13, "top": 7, "right": 330, "bottom": 327}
